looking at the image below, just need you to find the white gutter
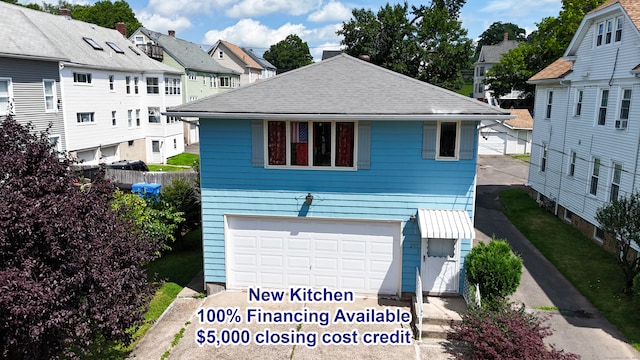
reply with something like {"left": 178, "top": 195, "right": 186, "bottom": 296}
{"left": 161, "top": 111, "right": 515, "bottom": 122}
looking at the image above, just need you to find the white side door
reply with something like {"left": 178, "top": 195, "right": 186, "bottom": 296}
{"left": 422, "top": 238, "right": 459, "bottom": 294}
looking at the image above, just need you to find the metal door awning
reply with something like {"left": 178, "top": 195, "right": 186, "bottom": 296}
{"left": 417, "top": 209, "right": 475, "bottom": 239}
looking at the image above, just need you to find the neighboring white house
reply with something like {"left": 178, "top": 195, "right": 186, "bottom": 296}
{"left": 0, "top": 2, "right": 185, "bottom": 165}
{"left": 527, "top": 0, "right": 640, "bottom": 249}
{"left": 473, "top": 33, "right": 521, "bottom": 106}
{"left": 478, "top": 109, "right": 533, "bottom": 155}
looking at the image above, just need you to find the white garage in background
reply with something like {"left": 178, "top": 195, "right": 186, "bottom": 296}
{"left": 225, "top": 215, "right": 402, "bottom": 295}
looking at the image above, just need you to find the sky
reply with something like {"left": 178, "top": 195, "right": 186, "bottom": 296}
{"left": 41, "top": 0, "right": 564, "bottom": 61}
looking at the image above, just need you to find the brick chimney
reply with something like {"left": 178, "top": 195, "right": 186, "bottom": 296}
{"left": 168, "top": 30, "right": 175, "bottom": 37}
{"left": 504, "top": 32, "right": 509, "bottom": 41}
{"left": 115, "top": 22, "right": 127, "bottom": 37}
{"left": 59, "top": 8, "right": 71, "bottom": 19}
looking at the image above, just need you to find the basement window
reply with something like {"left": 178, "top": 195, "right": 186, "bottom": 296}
{"left": 83, "top": 37, "right": 103, "bottom": 50}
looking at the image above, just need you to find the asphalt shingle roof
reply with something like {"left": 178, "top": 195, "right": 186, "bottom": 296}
{"left": 476, "top": 40, "right": 520, "bottom": 64}
{"left": 529, "top": 58, "right": 574, "bottom": 82}
{"left": 591, "top": 0, "right": 640, "bottom": 31}
{"left": 505, "top": 109, "right": 533, "bottom": 129}
{"left": 167, "top": 54, "right": 511, "bottom": 120}
{"left": 0, "top": 2, "right": 180, "bottom": 74}
{"left": 137, "top": 28, "right": 238, "bottom": 74}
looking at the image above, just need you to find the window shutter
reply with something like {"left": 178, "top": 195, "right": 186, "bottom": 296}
{"left": 459, "top": 121, "right": 477, "bottom": 160}
{"left": 422, "top": 122, "right": 436, "bottom": 159}
{"left": 357, "top": 121, "right": 371, "bottom": 169}
{"left": 251, "top": 120, "right": 264, "bottom": 167}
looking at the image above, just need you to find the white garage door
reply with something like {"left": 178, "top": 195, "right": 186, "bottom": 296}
{"left": 226, "top": 216, "right": 402, "bottom": 295}
{"left": 478, "top": 132, "right": 505, "bottom": 155}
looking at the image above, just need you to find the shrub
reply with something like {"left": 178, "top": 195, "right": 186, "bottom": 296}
{"left": 160, "top": 177, "right": 201, "bottom": 247}
{"left": 465, "top": 237, "right": 522, "bottom": 307}
{"left": 447, "top": 304, "right": 579, "bottom": 360}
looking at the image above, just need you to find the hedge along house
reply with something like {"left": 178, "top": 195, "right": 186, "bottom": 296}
{"left": 165, "top": 54, "right": 512, "bottom": 297}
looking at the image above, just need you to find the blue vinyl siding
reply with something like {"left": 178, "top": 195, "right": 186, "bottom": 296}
{"left": 200, "top": 119, "right": 477, "bottom": 293}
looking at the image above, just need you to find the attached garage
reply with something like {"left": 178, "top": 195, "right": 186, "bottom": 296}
{"left": 225, "top": 215, "right": 402, "bottom": 296}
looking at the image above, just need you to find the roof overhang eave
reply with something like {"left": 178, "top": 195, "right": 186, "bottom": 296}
{"left": 1, "top": 52, "right": 69, "bottom": 62}
{"left": 162, "top": 111, "right": 515, "bottom": 121}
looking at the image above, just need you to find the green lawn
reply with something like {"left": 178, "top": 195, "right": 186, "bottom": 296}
{"left": 167, "top": 153, "right": 199, "bottom": 167}
{"left": 499, "top": 189, "right": 640, "bottom": 350}
{"left": 84, "top": 229, "right": 203, "bottom": 359}
{"left": 147, "top": 164, "right": 191, "bottom": 172}
{"left": 455, "top": 81, "right": 474, "bottom": 97}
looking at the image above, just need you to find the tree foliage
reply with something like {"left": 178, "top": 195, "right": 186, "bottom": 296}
{"left": 485, "top": 0, "right": 607, "bottom": 105}
{"left": 0, "top": 117, "right": 159, "bottom": 359}
{"left": 111, "top": 189, "right": 184, "bottom": 252}
{"left": 338, "top": 0, "right": 472, "bottom": 90}
{"left": 465, "top": 238, "right": 522, "bottom": 307}
{"left": 263, "top": 34, "right": 314, "bottom": 74}
{"left": 160, "top": 177, "right": 200, "bottom": 247}
{"left": 596, "top": 192, "right": 640, "bottom": 290}
{"left": 447, "top": 304, "right": 579, "bottom": 359}
{"left": 3, "top": 0, "right": 141, "bottom": 36}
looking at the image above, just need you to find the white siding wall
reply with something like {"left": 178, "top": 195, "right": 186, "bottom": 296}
{"left": 61, "top": 67, "right": 184, "bottom": 164}
{"left": 529, "top": 7, "right": 640, "bottom": 227}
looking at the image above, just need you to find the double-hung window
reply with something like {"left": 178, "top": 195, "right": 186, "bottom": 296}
{"left": 596, "top": 22, "right": 604, "bottom": 46}
{"left": 146, "top": 77, "right": 159, "bottom": 94}
{"left": 541, "top": 143, "right": 548, "bottom": 172}
{"left": 126, "top": 76, "right": 131, "bottom": 94}
{"left": 112, "top": 110, "right": 117, "bottom": 126}
{"left": 615, "top": 16, "right": 623, "bottom": 42}
{"left": 127, "top": 109, "right": 133, "bottom": 127}
{"left": 590, "top": 157, "right": 601, "bottom": 196}
{"left": 219, "top": 77, "right": 230, "bottom": 87}
{"left": 109, "top": 75, "right": 114, "bottom": 91}
{"left": 266, "top": 120, "right": 355, "bottom": 168}
{"left": 0, "top": 78, "right": 12, "bottom": 115}
{"left": 43, "top": 80, "right": 57, "bottom": 112}
{"left": 188, "top": 72, "right": 197, "bottom": 81}
{"left": 606, "top": 19, "right": 614, "bottom": 44}
{"left": 569, "top": 151, "right": 576, "bottom": 177}
{"left": 616, "top": 88, "right": 631, "bottom": 129}
{"left": 575, "top": 89, "right": 583, "bottom": 116}
{"left": 545, "top": 91, "right": 553, "bottom": 119}
{"left": 610, "top": 162, "right": 622, "bottom": 202}
{"left": 134, "top": 77, "right": 139, "bottom": 94}
{"left": 598, "top": 89, "right": 609, "bottom": 125}
{"left": 135, "top": 109, "right": 141, "bottom": 126}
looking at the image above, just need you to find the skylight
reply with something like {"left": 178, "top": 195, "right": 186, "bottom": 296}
{"left": 128, "top": 46, "right": 141, "bottom": 56}
{"left": 106, "top": 41, "right": 125, "bottom": 54}
{"left": 83, "top": 37, "right": 103, "bottom": 50}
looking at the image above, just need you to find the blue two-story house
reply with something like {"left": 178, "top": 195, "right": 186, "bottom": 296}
{"left": 166, "top": 54, "right": 511, "bottom": 297}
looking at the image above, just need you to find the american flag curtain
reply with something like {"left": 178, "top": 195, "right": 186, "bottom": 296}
{"left": 268, "top": 121, "right": 286, "bottom": 165}
{"left": 336, "top": 122, "right": 354, "bottom": 167}
{"left": 291, "top": 122, "right": 308, "bottom": 166}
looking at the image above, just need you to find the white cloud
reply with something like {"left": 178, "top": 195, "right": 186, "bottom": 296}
{"left": 225, "top": 0, "right": 322, "bottom": 18}
{"left": 307, "top": 1, "right": 352, "bottom": 23}
{"left": 137, "top": 12, "right": 193, "bottom": 34}
{"left": 146, "top": 0, "right": 234, "bottom": 17}
{"left": 202, "top": 19, "right": 342, "bottom": 58}
{"left": 203, "top": 19, "right": 306, "bottom": 50}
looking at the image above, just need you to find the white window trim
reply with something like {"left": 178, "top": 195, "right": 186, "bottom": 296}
{"left": 73, "top": 72, "right": 92, "bottom": 85}
{"left": 593, "top": 227, "right": 605, "bottom": 243}
{"left": 610, "top": 161, "right": 622, "bottom": 202}
{"left": 127, "top": 109, "right": 133, "bottom": 128}
{"left": 111, "top": 110, "right": 117, "bottom": 127}
{"left": 263, "top": 120, "right": 358, "bottom": 170}
{"left": 616, "top": 87, "right": 631, "bottom": 129}
{"left": 589, "top": 157, "right": 601, "bottom": 197}
{"left": 597, "top": 88, "right": 609, "bottom": 126}
{"left": 563, "top": 208, "right": 573, "bottom": 222}
{"left": 108, "top": 75, "right": 115, "bottom": 92}
{"left": 568, "top": 150, "right": 576, "bottom": 177}
{"left": 540, "top": 142, "right": 548, "bottom": 172}
{"left": 49, "top": 134, "right": 62, "bottom": 153}
{"left": 76, "top": 112, "right": 95, "bottom": 124}
{"left": 188, "top": 72, "right": 197, "bottom": 81}
{"left": 43, "top": 79, "right": 57, "bottom": 113}
{"left": 545, "top": 90, "right": 553, "bottom": 119}
{"left": 574, "top": 89, "right": 583, "bottom": 117}
{"left": 436, "top": 120, "right": 460, "bottom": 161}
